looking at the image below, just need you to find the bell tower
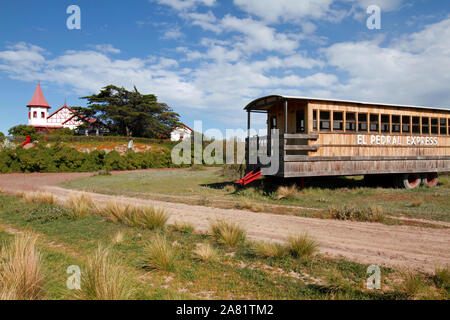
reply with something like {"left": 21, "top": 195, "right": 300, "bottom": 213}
{"left": 27, "top": 81, "right": 51, "bottom": 127}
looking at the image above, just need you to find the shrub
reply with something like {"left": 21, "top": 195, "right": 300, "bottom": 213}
{"left": 143, "top": 234, "right": 176, "bottom": 272}
{"left": 193, "top": 243, "right": 219, "bottom": 262}
{"left": 210, "top": 220, "right": 246, "bottom": 248}
{"left": 0, "top": 233, "right": 45, "bottom": 300}
{"left": 252, "top": 241, "right": 287, "bottom": 259}
{"left": 77, "top": 245, "right": 135, "bottom": 300}
{"left": 65, "top": 193, "right": 97, "bottom": 218}
{"left": 22, "top": 191, "right": 56, "bottom": 205}
{"left": 287, "top": 234, "right": 319, "bottom": 259}
{"left": 8, "top": 125, "right": 39, "bottom": 141}
{"left": 276, "top": 185, "right": 300, "bottom": 200}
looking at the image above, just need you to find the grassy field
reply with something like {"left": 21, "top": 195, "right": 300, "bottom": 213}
{"left": 0, "top": 193, "right": 448, "bottom": 300}
{"left": 62, "top": 168, "right": 450, "bottom": 223}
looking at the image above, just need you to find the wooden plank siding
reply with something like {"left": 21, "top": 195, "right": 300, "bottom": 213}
{"left": 253, "top": 97, "right": 450, "bottom": 178}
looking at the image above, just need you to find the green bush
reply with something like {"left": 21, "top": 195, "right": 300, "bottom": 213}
{"left": 8, "top": 125, "right": 39, "bottom": 141}
{"left": 0, "top": 143, "right": 181, "bottom": 173}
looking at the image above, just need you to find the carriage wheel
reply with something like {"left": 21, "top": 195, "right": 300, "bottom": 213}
{"left": 397, "top": 173, "right": 422, "bottom": 189}
{"left": 422, "top": 173, "right": 438, "bottom": 188}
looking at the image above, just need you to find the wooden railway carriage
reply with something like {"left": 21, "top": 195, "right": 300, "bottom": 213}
{"left": 245, "top": 95, "right": 450, "bottom": 188}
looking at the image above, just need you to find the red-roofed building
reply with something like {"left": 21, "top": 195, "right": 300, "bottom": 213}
{"left": 27, "top": 82, "right": 92, "bottom": 133}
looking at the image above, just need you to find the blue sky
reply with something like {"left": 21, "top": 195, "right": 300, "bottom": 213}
{"left": 1, "top": 0, "right": 449, "bottom": 135}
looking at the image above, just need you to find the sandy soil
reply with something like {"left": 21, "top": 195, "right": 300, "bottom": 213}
{"left": 0, "top": 171, "right": 449, "bottom": 273}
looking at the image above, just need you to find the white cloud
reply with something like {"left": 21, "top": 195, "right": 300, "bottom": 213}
{"left": 233, "top": 0, "right": 339, "bottom": 24}
{"left": 88, "top": 44, "right": 121, "bottom": 54}
{"left": 162, "top": 27, "right": 184, "bottom": 40}
{"left": 155, "top": 0, "right": 215, "bottom": 11}
{"left": 324, "top": 17, "right": 450, "bottom": 107}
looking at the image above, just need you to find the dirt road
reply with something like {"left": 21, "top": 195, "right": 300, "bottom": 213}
{"left": 0, "top": 171, "right": 449, "bottom": 273}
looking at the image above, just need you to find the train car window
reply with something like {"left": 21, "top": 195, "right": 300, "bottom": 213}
{"left": 431, "top": 118, "right": 439, "bottom": 135}
{"left": 320, "top": 111, "right": 331, "bottom": 131}
{"left": 381, "top": 115, "right": 390, "bottom": 133}
{"left": 358, "top": 113, "right": 368, "bottom": 132}
{"left": 412, "top": 117, "right": 420, "bottom": 134}
{"left": 333, "top": 112, "right": 344, "bottom": 131}
{"left": 313, "top": 110, "right": 318, "bottom": 131}
{"left": 346, "top": 113, "right": 356, "bottom": 131}
{"left": 422, "top": 117, "right": 430, "bottom": 134}
{"left": 370, "top": 114, "right": 379, "bottom": 132}
{"left": 402, "top": 116, "right": 411, "bottom": 133}
{"left": 441, "top": 118, "right": 448, "bottom": 135}
{"left": 392, "top": 115, "right": 401, "bottom": 133}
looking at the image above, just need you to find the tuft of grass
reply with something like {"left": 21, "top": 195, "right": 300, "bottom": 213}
{"left": 235, "top": 198, "right": 264, "bottom": 212}
{"left": 286, "top": 234, "right": 319, "bottom": 259}
{"left": 433, "top": 266, "right": 450, "bottom": 290}
{"left": 171, "top": 221, "right": 195, "bottom": 234}
{"left": 143, "top": 234, "right": 177, "bottom": 272}
{"left": 0, "top": 233, "right": 45, "bottom": 300}
{"left": 77, "top": 245, "right": 135, "bottom": 300}
{"left": 328, "top": 205, "right": 385, "bottom": 223}
{"left": 410, "top": 201, "right": 424, "bottom": 208}
{"left": 65, "top": 193, "right": 97, "bottom": 218}
{"left": 210, "top": 220, "right": 246, "bottom": 248}
{"left": 102, "top": 202, "right": 169, "bottom": 230}
{"left": 276, "top": 185, "right": 300, "bottom": 200}
{"left": 193, "top": 243, "right": 219, "bottom": 262}
{"left": 22, "top": 191, "right": 56, "bottom": 205}
{"left": 252, "top": 241, "right": 288, "bottom": 259}
{"left": 399, "top": 272, "right": 426, "bottom": 298}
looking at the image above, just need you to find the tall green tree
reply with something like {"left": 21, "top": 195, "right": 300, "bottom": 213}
{"left": 74, "top": 85, "right": 181, "bottom": 138}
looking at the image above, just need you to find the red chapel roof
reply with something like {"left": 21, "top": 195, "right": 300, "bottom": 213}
{"left": 27, "top": 82, "right": 51, "bottom": 109}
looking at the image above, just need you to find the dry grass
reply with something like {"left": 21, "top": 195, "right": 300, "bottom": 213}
{"left": 103, "top": 202, "right": 169, "bottom": 230}
{"left": 65, "top": 193, "right": 98, "bottom": 218}
{"left": 328, "top": 205, "right": 385, "bottom": 223}
{"left": 398, "top": 272, "right": 427, "bottom": 298}
{"left": 236, "top": 198, "right": 264, "bottom": 212}
{"left": 22, "top": 191, "right": 56, "bottom": 205}
{"left": 276, "top": 185, "right": 300, "bottom": 200}
{"left": 171, "top": 221, "right": 195, "bottom": 234}
{"left": 252, "top": 241, "right": 287, "bottom": 259}
{"left": 0, "top": 233, "right": 45, "bottom": 300}
{"left": 210, "top": 220, "right": 246, "bottom": 248}
{"left": 193, "top": 243, "right": 219, "bottom": 262}
{"left": 433, "top": 266, "right": 450, "bottom": 290}
{"left": 143, "top": 234, "right": 177, "bottom": 272}
{"left": 111, "top": 230, "right": 126, "bottom": 245}
{"left": 77, "top": 245, "right": 135, "bottom": 300}
{"left": 286, "top": 234, "right": 319, "bottom": 259}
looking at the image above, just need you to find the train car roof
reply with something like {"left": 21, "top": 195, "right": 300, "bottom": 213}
{"left": 244, "top": 95, "right": 450, "bottom": 113}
